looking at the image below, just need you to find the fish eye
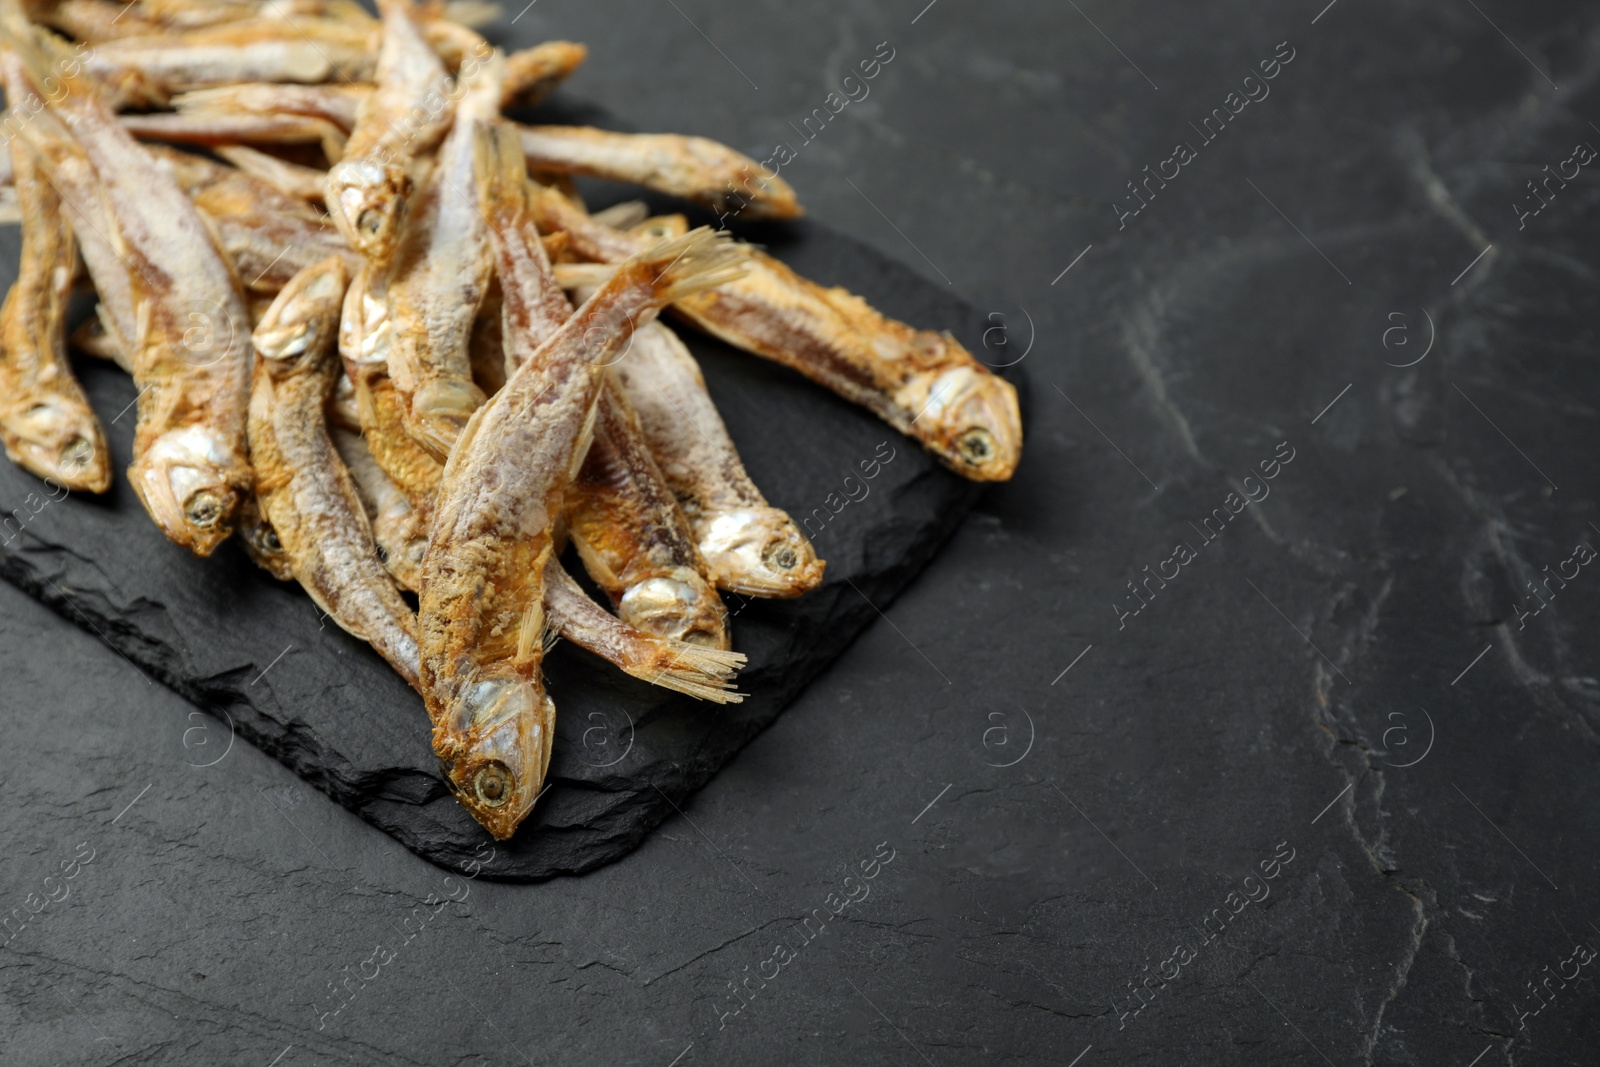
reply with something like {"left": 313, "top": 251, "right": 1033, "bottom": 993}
{"left": 60, "top": 436, "right": 94, "bottom": 470}
{"left": 262, "top": 527, "right": 283, "bottom": 553}
{"left": 473, "top": 762, "right": 513, "bottom": 808}
{"left": 958, "top": 428, "right": 995, "bottom": 464}
{"left": 762, "top": 539, "right": 799, "bottom": 571}
{"left": 356, "top": 208, "right": 385, "bottom": 237}
{"left": 185, "top": 490, "right": 226, "bottom": 528}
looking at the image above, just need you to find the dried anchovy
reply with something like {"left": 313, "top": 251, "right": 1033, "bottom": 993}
{"left": 2, "top": 21, "right": 254, "bottom": 555}
{"left": 248, "top": 255, "right": 420, "bottom": 688}
{"left": 0, "top": 137, "right": 109, "bottom": 492}
{"left": 419, "top": 219, "right": 744, "bottom": 840}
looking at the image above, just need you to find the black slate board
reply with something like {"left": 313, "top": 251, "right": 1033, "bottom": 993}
{"left": 0, "top": 215, "right": 1020, "bottom": 880}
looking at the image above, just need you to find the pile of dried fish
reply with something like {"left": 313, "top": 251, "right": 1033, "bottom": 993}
{"left": 0, "top": 0, "right": 1022, "bottom": 839}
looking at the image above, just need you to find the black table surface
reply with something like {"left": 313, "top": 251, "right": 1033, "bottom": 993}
{"left": 4, "top": 1, "right": 1599, "bottom": 1064}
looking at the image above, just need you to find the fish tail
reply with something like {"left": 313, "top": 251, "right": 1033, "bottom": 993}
{"left": 635, "top": 640, "right": 748, "bottom": 704}
{"left": 629, "top": 227, "right": 749, "bottom": 306}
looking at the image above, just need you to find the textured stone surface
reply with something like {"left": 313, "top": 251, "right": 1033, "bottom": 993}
{"left": 3, "top": 0, "right": 1600, "bottom": 1064}
{"left": 0, "top": 216, "right": 1000, "bottom": 880}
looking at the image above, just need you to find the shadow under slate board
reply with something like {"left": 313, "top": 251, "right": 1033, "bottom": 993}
{"left": 0, "top": 212, "right": 1024, "bottom": 881}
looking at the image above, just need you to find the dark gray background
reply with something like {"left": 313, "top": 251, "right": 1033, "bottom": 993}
{"left": 3, "top": 0, "right": 1599, "bottom": 1063}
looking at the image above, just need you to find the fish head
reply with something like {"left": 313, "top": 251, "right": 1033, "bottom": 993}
{"left": 3, "top": 397, "right": 111, "bottom": 493}
{"left": 236, "top": 496, "right": 294, "bottom": 581}
{"left": 617, "top": 572, "right": 731, "bottom": 649}
{"left": 251, "top": 255, "right": 349, "bottom": 377}
{"left": 325, "top": 160, "right": 411, "bottom": 263}
{"left": 434, "top": 675, "right": 554, "bottom": 840}
{"left": 407, "top": 378, "right": 488, "bottom": 459}
{"left": 697, "top": 508, "right": 825, "bottom": 599}
{"left": 129, "top": 426, "right": 247, "bottom": 557}
{"left": 911, "top": 363, "right": 1023, "bottom": 482}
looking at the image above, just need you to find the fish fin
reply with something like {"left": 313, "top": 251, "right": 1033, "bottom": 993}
{"left": 513, "top": 596, "right": 547, "bottom": 668}
{"left": 630, "top": 227, "right": 749, "bottom": 305}
{"left": 635, "top": 639, "right": 747, "bottom": 704}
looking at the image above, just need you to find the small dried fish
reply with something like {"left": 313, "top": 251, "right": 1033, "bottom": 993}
{"left": 1, "top": 21, "right": 254, "bottom": 554}
{"left": 677, "top": 254, "right": 1022, "bottom": 481}
{"left": 531, "top": 191, "right": 1021, "bottom": 481}
{"left": 27, "top": 0, "right": 165, "bottom": 40}
{"left": 165, "top": 39, "right": 585, "bottom": 133}
{"left": 543, "top": 557, "right": 745, "bottom": 703}
{"left": 213, "top": 212, "right": 359, "bottom": 295}
{"left": 31, "top": 0, "right": 352, "bottom": 40}
{"left": 236, "top": 493, "right": 294, "bottom": 580}
{"left": 215, "top": 144, "right": 331, "bottom": 203}
{"left": 332, "top": 423, "right": 428, "bottom": 591}
{"left": 87, "top": 22, "right": 375, "bottom": 107}
{"left": 339, "top": 261, "right": 444, "bottom": 519}
{"left": 248, "top": 255, "right": 421, "bottom": 688}
{"left": 121, "top": 110, "right": 349, "bottom": 161}
{"left": 519, "top": 124, "right": 803, "bottom": 220}
{"left": 479, "top": 122, "right": 572, "bottom": 353}
{"left": 609, "top": 318, "right": 824, "bottom": 597}
{"left": 325, "top": 0, "right": 454, "bottom": 264}
{"left": 501, "top": 40, "right": 585, "bottom": 109}
{"left": 419, "top": 225, "right": 744, "bottom": 839}
{"left": 0, "top": 138, "right": 110, "bottom": 492}
{"left": 138, "top": 144, "right": 359, "bottom": 294}
{"left": 337, "top": 416, "right": 745, "bottom": 704}
{"left": 170, "top": 82, "right": 366, "bottom": 132}
{"left": 383, "top": 48, "right": 503, "bottom": 457}
{"left": 569, "top": 378, "right": 731, "bottom": 647}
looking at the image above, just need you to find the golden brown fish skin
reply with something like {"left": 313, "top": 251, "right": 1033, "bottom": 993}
{"left": 87, "top": 21, "right": 377, "bottom": 107}
{"left": 247, "top": 255, "right": 421, "bottom": 689}
{"left": 419, "top": 226, "right": 745, "bottom": 840}
{"left": 679, "top": 260, "right": 1022, "bottom": 481}
{"left": 70, "top": 312, "right": 130, "bottom": 370}
{"left": 0, "top": 138, "right": 111, "bottom": 493}
{"left": 145, "top": 143, "right": 322, "bottom": 221}
{"left": 210, "top": 212, "right": 360, "bottom": 296}
{"left": 543, "top": 557, "right": 747, "bottom": 703}
{"left": 384, "top": 50, "right": 503, "bottom": 459}
{"left": 25, "top": 0, "right": 163, "bottom": 40}
{"left": 26, "top": 0, "right": 346, "bottom": 40}
{"left": 120, "top": 111, "right": 349, "bottom": 161}
{"left": 331, "top": 424, "right": 427, "bottom": 591}
{"left": 0, "top": 25, "right": 254, "bottom": 555}
{"left": 135, "top": 145, "right": 359, "bottom": 294}
{"left": 214, "top": 145, "right": 331, "bottom": 204}
{"left": 530, "top": 186, "right": 1022, "bottom": 480}
{"left": 518, "top": 125, "right": 803, "bottom": 220}
{"left": 140, "top": 0, "right": 347, "bottom": 30}
{"left": 480, "top": 124, "right": 573, "bottom": 351}
{"left": 500, "top": 40, "right": 586, "bottom": 109}
{"left": 2, "top": 81, "right": 140, "bottom": 361}
{"left": 569, "top": 378, "right": 730, "bottom": 648}
{"left": 171, "top": 83, "right": 366, "bottom": 133}
{"left": 608, "top": 319, "right": 826, "bottom": 598}
{"left": 325, "top": 0, "right": 453, "bottom": 265}
{"left": 236, "top": 493, "right": 294, "bottom": 581}
{"left": 338, "top": 261, "right": 444, "bottom": 521}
